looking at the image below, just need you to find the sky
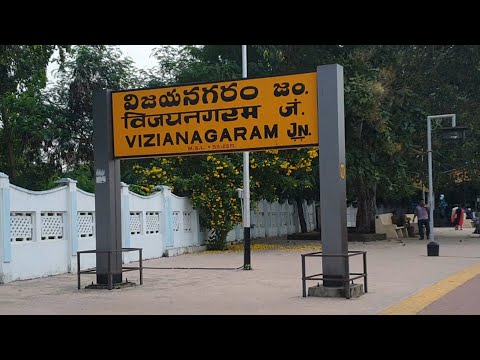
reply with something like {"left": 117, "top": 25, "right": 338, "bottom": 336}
{"left": 118, "top": 45, "right": 158, "bottom": 70}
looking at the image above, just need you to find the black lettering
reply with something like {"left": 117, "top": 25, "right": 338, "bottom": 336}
{"left": 273, "top": 82, "right": 289, "bottom": 97}
{"left": 234, "top": 127, "right": 247, "bottom": 141}
{"left": 125, "top": 135, "right": 136, "bottom": 148}
{"left": 279, "top": 100, "right": 300, "bottom": 117}
{"left": 123, "top": 112, "right": 146, "bottom": 129}
{"left": 201, "top": 109, "right": 219, "bottom": 122}
{"left": 292, "top": 83, "right": 305, "bottom": 95}
{"left": 220, "top": 128, "right": 232, "bottom": 142}
{"left": 220, "top": 82, "right": 238, "bottom": 102}
{"left": 241, "top": 105, "right": 260, "bottom": 119}
{"left": 287, "top": 123, "right": 297, "bottom": 137}
{"left": 205, "top": 129, "right": 217, "bottom": 142}
{"left": 156, "top": 133, "right": 160, "bottom": 145}
{"left": 191, "top": 131, "right": 203, "bottom": 144}
{"left": 165, "top": 113, "right": 181, "bottom": 126}
{"left": 183, "top": 111, "right": 200, "bottom": 124}
{"left": 144, "top": 134, "right": 155, "bottom": 147}
{"left": 163, "top": 133, "right": 174, "bottom": 145}
{"left": 202, "top": 85, "right": 219, "bottom": 104}
{"left": 159, "top": 89, "right": 181, "bottom": 107}
{"left": 221, "top": 108, "right": 239, "bottom": 122}
{"left": 250, "top": 126, "right": 261, "bottom": 140}
{"left": 176, "top": 132, "right": 188, "bottom": 145}
{"left": 240, "top": 86, "right": 258, "bottom": 100}
{"left": 141, "top": 95, "right": 156, "bottom": 109}
{"left": 148, "top": 115, "right": 163, "bottom": 128}
{"left": 159, "top": 94, "right": 169, "bottom": 107}
{"left": 183, "top": 87, "right": 200, "bottom": 106}
{"left": 265, "top": 124, "right": 278, "bottom": 139}
{"left": 298, "top": 124, "right": 309, "bottom": 137}
{"left": 124, "top": 94, "right": 139, "bottom": 110}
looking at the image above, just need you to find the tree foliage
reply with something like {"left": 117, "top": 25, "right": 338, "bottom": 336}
{"left": 2, "top": 44, "right": 480, "bottom": 236}
{"left": 45, "top": 45, "right": 141, "bottom": 172}
{"left": 0, "top": 45, "right": 70, "bottom": 188}
{"left": 131, "top": 154, "right": 243, "bottom": 250}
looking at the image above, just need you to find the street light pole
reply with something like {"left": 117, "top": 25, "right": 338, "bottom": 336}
{"left": 427, "top": 116, "right": 434, "bottom": 244}
{"left": 426, "top": 113, "right": 456, "bottom": 256}
{"left": 241, "top": 45, "right": 251, "bottom": 269}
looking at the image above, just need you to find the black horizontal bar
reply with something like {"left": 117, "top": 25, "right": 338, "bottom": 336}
{"left": 77, "top": 248, "right": 142, "bottom": 254}
{"left": 304, "top": 274, "right": 365, "bottom": 282}
{"left": 349, "top": 275, "right": 366, "bottom": 281}
{"left": 303, "top": 253, "right": 365, "bottom": 258}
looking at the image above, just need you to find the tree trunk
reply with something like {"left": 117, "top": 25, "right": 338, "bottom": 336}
{"left": 295, "top": 197, "right": 308, "bottom": 233}
{"left": 355, "top": 177, "right": 377, "bottom": 233}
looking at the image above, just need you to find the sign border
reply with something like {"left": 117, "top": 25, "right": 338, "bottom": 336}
{"left": 110, "top": 71, "right": 318, "bottom": 159}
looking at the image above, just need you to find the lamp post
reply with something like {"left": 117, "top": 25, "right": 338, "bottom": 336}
{"left": 426, "top": 113, "right": 465, "bottom": 256}
{"left": 241, "top": 45, "right": 251, "bottom": 270}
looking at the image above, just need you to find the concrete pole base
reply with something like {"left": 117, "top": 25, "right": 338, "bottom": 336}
{"left": 84, "top": 281, "right": 136, "bottom": 290}
{"left": 308, "top": 283, "right": 364, "bottom": 298}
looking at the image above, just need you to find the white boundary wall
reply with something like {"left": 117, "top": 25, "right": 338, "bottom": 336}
{"left": 0, "top": 173, "right": 346, "bottom": 283}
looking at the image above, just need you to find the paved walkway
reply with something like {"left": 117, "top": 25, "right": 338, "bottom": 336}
{"left": 0, "top": 227, "right": 479, "bottom": 314}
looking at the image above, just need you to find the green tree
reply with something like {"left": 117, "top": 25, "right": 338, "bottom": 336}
{"left": 374, "top": 45, "right": 480, "bottom": 209}
{"left": 249, "top": 148, "right": 319, "bottom": 233}
{"left": 252, "top": 45, "right": 426, "bottom": 232}
{"left": 137, "top": 45, "right": 324, "bottom": 234}
{"left": 133, "top": 45, "right": 480, "bottom": 235}
{"left": 0, "top": 45, "right": 69, "bottom": 188}
{"left": 46, "top": 45, "right": 141, "bottom": 174}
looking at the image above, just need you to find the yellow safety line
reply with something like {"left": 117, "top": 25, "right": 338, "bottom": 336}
{"left": 381, "top": 262, "right": 480, "bottom": 315}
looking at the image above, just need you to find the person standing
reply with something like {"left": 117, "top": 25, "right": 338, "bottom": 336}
{"left": 413, "top": 199, "right": 430, "bottom": 240}
{"left": 473, "top": 209, "right": 480, "bottom": 234}
{"left": 451, "top": 205, "right": 465, "bottom": 230}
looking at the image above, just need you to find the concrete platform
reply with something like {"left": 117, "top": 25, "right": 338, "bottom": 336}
{"left": 0, "top": 227, "right": 479, "bottom": 314}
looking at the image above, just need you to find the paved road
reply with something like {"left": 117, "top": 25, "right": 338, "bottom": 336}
{"left": 0, "top": 227, "right": 479, "bottom": 315}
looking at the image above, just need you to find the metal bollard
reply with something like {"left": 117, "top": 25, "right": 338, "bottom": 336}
{"left": 427, "top": 241, "right": 439, "bottom": 256}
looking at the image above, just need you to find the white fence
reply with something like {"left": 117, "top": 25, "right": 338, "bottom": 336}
{"left": 0, "top": 173, "right": 320, "bottom": 283}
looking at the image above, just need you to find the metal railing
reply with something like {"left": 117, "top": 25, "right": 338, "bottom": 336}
{"left": 301, "top": 250, "right": 367, "bottom": 299}
{"left": 77, "top": 248, "right": 143, "bottom": 290}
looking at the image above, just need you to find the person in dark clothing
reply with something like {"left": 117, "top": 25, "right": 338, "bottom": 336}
{"left": 466, "top": 208, "right": 473, "bottom": 220}
{"left": 391, "top": 210, "right": 406, "bottom": 227}
{"left": 413, "top": 200, "right": 430, "bottom": 240}
{"left": 473, "top": 211, "right": 480, "bottom": 234}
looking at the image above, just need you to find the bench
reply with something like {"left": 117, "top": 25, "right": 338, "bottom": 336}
{"left": 462, "top": 213, "right": 474, "bottom": 228}
{"left": 375, "top": 213, "right": 408, "bottom": 239}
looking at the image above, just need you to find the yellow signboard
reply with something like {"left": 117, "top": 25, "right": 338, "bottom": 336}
{"left": 111, "top": 72, "right": 318, "bottom": 158}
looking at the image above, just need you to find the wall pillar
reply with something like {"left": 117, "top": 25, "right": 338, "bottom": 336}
{"left": 56, "top": 178, "right": 78, "bottom": 273}
{"left": 0, "top": 173, "right": 11, "bottom": 283}
{"left": 156, "top": 185, "right": 174, "bottom": 252}
{"left": 121, "top": 182, "right": 131, "bottom": 249}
